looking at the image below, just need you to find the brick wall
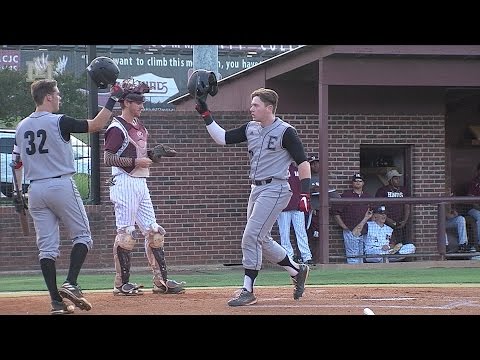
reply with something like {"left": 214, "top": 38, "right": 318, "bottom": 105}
{"left": 0, "top": 111, "right": 445, "bottom": 271}
{"left": 327, "top": 114, "right": 445, "bottom": 259}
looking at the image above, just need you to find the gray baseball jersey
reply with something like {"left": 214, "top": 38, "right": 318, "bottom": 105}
{"left": 15, "top": 112, "right": 76, "bottom": 181}
{"left": 222, "top": 117, "right": 307, "bottom": 270}
{"left": 14, "top": 112, "right": 92, "bottom": 260}
{"left": 246, "top": 119, "right": 292, "bottom": 181}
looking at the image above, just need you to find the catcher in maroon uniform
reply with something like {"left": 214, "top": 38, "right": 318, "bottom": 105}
{"left": 104, "top": 78, "right": 184, "bottom": 295}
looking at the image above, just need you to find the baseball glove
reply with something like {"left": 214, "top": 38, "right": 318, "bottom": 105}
{"left": 147, "top": 144, "right": 177, "bottom": 163}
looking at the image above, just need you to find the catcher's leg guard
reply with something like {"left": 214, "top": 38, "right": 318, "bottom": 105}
{"left": 113, "top": 227, "right": 144, "bottom": 295}
{"left": 145, "top": 225, "right": 185, "bottom": 294}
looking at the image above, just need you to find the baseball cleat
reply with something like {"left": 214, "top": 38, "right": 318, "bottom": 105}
{"left": 59, "top": 282, "right": 92, "bottom": 311}
{"left": 152, "top": 280, "right": 186, "bottom": 294}
{"left": 51, "top": 300, "right": 75, "bottom": 315}
{"left": 293, "top": 263, "right": 310, "bottom": 300}
{"left": 113, "top": 282, "right": 144, "bottom": 296}
{"left": 227, "top": 288, "right": 257, "bottom": 307}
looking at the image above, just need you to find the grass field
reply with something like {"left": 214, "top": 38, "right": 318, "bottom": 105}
{"left": 2, "top": 265, "right": 480, "bottom": 293}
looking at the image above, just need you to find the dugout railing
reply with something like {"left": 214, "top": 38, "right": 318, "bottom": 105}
{"left": 326, "top": 196, "right": 480, "bottom": 263}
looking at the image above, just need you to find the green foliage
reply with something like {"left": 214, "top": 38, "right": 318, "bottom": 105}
{"left": 55, "top": 72, "right": 88, "bottom": 119}
{"left": 0, "top": 68, "right": 33, "bottom": 128}
{"left": 0, "top": 69, "right": 89, "bottom": 129}
{"left": 73, "top": 172, "right": 90, "bottom": 200}
{"left": 73, "top": 132, "right": 89, "bottom": 143}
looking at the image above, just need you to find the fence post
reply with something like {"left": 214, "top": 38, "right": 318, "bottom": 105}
{"left": 437, "top": 203, "right": 446, "bottom": 260}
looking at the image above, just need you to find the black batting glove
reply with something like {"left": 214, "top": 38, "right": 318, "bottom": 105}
{"left": 109, "top": 82, "right": 125, "bottom": 102}
{"left": 195, "top": 98, "right": 210, "bottom": 118}
{"left": 105, "top": 82, "right": 124, "bottom": 111}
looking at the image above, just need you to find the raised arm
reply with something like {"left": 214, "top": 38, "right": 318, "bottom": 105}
{"left": 352, "top": 208, "right": 373, "bottom": 237}
{"left": 195, "top": 97, "right": 248, "bottom": 145}
{"left": 86, "top": 84, "right": 124, "bottom": 133}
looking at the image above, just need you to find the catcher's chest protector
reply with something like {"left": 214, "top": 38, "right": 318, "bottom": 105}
{"left": 108, "top": 117, "right": 149, "bottom": 177}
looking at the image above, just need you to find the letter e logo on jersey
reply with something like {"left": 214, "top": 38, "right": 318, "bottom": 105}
{"left": 267, "top": 135, "right": 278, "bottom": 150}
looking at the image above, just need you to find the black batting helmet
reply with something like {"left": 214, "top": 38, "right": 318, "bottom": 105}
{"left": 187, "top": 69, "right": 218, "bottom": 101}
{"left": 86, "top": 57, "right": 120, "bottom": 89}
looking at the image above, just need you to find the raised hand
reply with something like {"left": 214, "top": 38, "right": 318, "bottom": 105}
{"left": 110, "top": 82, "right": 124, "bottom": 102}
{"left": 195, "top": 98, "right": 210, "bottom": 117}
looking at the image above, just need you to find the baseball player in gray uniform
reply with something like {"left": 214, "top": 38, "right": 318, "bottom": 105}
{"left": 195, "top": 87, "right": 311, "bottom": 306}
{"left": 12, "top": 79, "right": 122, "bottom": 314}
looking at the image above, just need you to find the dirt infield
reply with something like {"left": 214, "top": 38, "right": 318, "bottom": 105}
{"left": 2, "top": 285, "right": 480, "bottom": 315}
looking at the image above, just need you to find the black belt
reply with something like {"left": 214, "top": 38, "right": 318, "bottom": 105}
{"left": 31, "top": 175, "right": 61, "bottom": 183}
{"left": 252, "top": 178, "right": 273, "bottom": 186}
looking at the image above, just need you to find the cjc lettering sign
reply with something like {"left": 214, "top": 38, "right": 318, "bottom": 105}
{"left": 0, "top": 50, "right": 20, "bottom": 70}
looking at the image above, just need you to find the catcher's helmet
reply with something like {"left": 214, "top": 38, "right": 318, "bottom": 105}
{"left": 86, "top": 57, "right": 120, "bottom": 89}
{"left": 118, "top": 77, "right": 150, "bottom": 102}
{"left": 187, "top": 69, "right": 218, "bottom": 101}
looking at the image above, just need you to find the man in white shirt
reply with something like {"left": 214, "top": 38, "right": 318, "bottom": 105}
{"left": 364, "top": 205, "right": 416, "bottom": 263}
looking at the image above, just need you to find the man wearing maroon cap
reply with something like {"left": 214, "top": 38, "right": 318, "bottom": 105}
{"left": 375, "top": 169, "right": 411, "bottom": 245}
{"left": 333, "top": 173, "right": 373, "bottom": 264}
{"left": 104, "top": 78, "right": 185, "bottom": 296}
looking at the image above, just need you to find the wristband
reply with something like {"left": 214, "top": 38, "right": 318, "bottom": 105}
{"left": 104, "top": 97, "right": 116, "bottom": 111}
{"left": 202, "top": 113, "right": 214, "bottom": 126}
{"left": 300, "top": 178, "right": 311, "bottom": 194}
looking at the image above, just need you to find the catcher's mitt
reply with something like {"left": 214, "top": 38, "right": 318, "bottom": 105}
{"left": 147, "top": 144, "right": 177, "bottom": 163}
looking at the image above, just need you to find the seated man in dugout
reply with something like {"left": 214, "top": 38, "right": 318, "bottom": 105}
{"left": 466, "top": 162, "right": 480, "bottom": 251}
{"left": 362, "top": 205, "right": 416, "bottom": 263}
{"left": 445, "top": 185, "right": 471, "bottom": 253}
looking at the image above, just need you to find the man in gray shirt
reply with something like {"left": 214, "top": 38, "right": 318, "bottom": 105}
{"left": 195, "top": 86, "right": 311, "bottom": 306}
{"left": 12, "top": 78, "right": 122, "bottom": 314}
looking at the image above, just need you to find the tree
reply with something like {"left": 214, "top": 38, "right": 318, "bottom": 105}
{"left": 55, "top": 72, "right": 88, "bottom": 119}
{"left": 0, "top": 68, "right": 33, "bottom": 128}
{"left": 0, "top": 69, "right": 88, "bottom": 129}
